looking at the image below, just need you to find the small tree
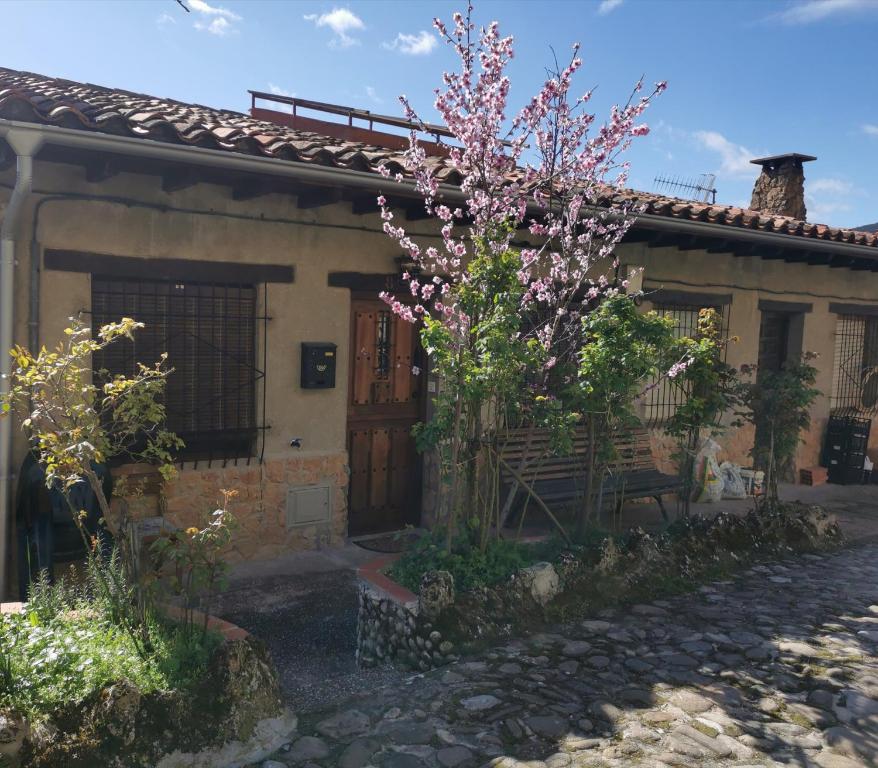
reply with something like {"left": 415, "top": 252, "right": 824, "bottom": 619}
{"left": 378, "top": 5, "right": 665, "bottom": 548}
{"left": 573, "top": 292, "right": 685, "bottom": 534}
{"left": 735, "top": 354, "right": 820, "bottom": 504}
{"left": 664, "top": 308, "right": 741, "bottom": 515}
{"left": 1, "top": 317, "right": 181, "bottom": 653}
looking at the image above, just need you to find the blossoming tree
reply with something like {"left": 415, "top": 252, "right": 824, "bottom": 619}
{"left": 378, "top": 4, "right": 666, "bottom": 547}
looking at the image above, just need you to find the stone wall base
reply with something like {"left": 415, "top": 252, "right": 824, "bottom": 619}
{"left": 159, "top": 452, "right": 348, "bottom": 562}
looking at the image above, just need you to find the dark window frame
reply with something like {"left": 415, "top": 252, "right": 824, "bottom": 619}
{"left": 91, "top": 275, "right": 265, "bottom": 463}
{"left": 831, "top": 312, "right": 878, "bottom": 415}
{"left": 640, "top": 300, "right": 731, "bottom": 427}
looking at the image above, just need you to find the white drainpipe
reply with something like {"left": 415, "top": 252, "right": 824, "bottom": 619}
{"left": 0, "top": 129, "right": 43, "bottom": 599}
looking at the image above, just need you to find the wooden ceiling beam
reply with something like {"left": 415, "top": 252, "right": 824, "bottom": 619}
{"left": 620, "top": 228, "right": 654, "bottom": 244}
{"left": 705, "top": 239, "right": 735, "bottom": 254}
{"left": 84, "top": 158, "right": 120, "bottom": 184}
{"left": 233, "top": 179, "right": 276, "bottom": 201}
{"left": 297, "top": 187, "right": 342, "bottom": 209}
{"left": 161, "top": 168, "right": 200, "bottom": 193}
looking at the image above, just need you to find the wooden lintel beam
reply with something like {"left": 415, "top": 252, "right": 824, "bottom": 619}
{"left": 85, "top": 158, "right": 119, "bottom": 184}
{"left": 162, "top": 168, "right": 200, "bottom": 193}
{"left": 297, "top": 187, "right": 341, "bottom": 209}
{"left": 233, "top": 180, "right": 275, "bottom": 201}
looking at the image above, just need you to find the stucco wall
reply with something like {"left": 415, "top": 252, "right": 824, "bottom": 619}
{"left": 2, "top": 159, "right": 446, "bottom": 563}
{"left": 619, "top": 242, "right": 878, "bottom": 473}
{"left": 4, "top": 157, "right": 878, "bottom": 572}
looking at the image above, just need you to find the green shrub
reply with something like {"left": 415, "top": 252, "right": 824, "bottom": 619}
{"left": 0, "top": 555, "right": 219, "bottom": 720}
{"left": 388, "top": 531, "right": 577, "bottom": 593}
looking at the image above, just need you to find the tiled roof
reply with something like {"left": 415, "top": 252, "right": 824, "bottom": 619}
{"left": 1, "top": 66, "right": 876, "bottom": 251}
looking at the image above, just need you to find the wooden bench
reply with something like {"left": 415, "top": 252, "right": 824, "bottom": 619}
{"left": 495, "top": 423, "right": 682, "bottom": 523}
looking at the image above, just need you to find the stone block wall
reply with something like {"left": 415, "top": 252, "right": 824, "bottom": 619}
{"left": 162, "top": 451, "right": 349, "bottom": 562}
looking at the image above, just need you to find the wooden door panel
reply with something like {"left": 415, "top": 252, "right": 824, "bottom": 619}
{"left": 368, "top": 427, "right": 391, "bottom": 509}
{"left": 392, "top": 319, "right": 414, "bottom": 403}
{"left": 352, "top": 310, "right": 375, "bottom": 405}
{"left": 349, "top": 429, "right": 371, "bottom": 514}
{"left": 347, "top": 298, "right": 423, "bottom": 536}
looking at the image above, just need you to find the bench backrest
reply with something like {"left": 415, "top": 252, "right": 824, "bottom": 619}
{"left": 496, "top": 422, "right": 655, "bottom": 485}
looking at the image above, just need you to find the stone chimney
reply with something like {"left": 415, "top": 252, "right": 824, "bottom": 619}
{"left": 749, "top": 153, "right": 816, "bottom": 220}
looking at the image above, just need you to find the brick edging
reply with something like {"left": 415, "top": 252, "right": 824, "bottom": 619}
{"left": 357, "top": 554, "right": 418, "bottom": 605}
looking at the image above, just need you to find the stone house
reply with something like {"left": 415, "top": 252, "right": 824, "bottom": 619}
{"left": 2, "top": 68, "right": 877, "bottom": 595}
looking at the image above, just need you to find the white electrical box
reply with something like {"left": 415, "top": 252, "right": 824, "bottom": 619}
{"left": 286, "top": 483, "right": 332, "bottom": 528}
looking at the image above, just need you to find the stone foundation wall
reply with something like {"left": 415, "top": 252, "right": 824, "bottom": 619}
{"left": 161, "top": 451, "right": 349, "bottom": 562}
{"left": 356, "top": 586, "right": 459, "bottom": 671}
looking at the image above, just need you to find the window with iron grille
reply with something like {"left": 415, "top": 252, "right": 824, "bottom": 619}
{"left": 639, "top": 303, "right": 730, "bottom": 427}
{"left": 91, "top": 276, "right": 261, "bottom": 461}
{"left": 831, "top": 314, "right": 878, "bottom": 415}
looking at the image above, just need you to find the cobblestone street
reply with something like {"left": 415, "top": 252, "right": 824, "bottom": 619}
{"left": 265, "top": 543, "right": 878, "bottom": 768}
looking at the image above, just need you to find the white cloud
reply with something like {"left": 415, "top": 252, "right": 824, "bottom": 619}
{"left": 806, "top": 177, "right": 857, "bottom": 223}
{"left": 692, "top": 130, "right": 756, "bottom": 178}
{"left": 365, "top": 86, "right": 383, "bottom": 105}
{"left": 862, "top": 124, "right": 878, "bottom": 136}
{"left": 195, "top": 16, "right": 234, "bottom": 35}
{"left": 598, "top": 0, "right": 624, "bottom": 14}
{"left": 774, "top": 0, "right": 877, "bottom": 24}
{"left": 809, "top": 178, "right": 854, "bottom": 196}
{"left": 188, "top": 0, "right": 240, "bottom": 19}
{"left": 304, "top": 7, "right": 365, "bottom": 48}
{"left": 157, "top": 12, "right": 176, "bottom": 27}
{"left": 382, "top": 30, "right": 438, "bottom": 55}
{"left": 189, "top": 0, "right": 241, "bottom": 35}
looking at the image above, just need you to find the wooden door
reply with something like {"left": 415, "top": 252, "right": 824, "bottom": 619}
{"left": 347, "top": 298, "right": 423, "bottom": 535}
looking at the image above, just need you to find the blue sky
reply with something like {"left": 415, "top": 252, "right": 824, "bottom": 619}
{"left": 3, "top": 0, "right": 878, "bottom": 227}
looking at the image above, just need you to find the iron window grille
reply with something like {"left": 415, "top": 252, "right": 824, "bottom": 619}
{"left": 639, "top": 303, "right": 730, "bottom": 428}
{"left": 91, "top": 276, "right": 268, "bottom": 464}
{"left": 830, "top": 314, "right": 878, "bottom": 416}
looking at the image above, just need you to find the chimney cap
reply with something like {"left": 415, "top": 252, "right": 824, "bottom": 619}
{"left": 750, "top": 153, "right": 817, "bottom": 168}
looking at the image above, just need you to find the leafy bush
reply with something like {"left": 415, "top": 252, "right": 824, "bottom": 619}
{"left": 388, "top": 530, "right": 579, "bottom": 592}
{"left": 0, "top": 555, "right": 219, "bottom": 720}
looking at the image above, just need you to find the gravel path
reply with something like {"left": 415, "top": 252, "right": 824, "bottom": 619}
{"left": 261, "top": 543, "right": 878, "bottom": 768}
{"left": 216, "top": 568, "right": 405, "bottom": 712}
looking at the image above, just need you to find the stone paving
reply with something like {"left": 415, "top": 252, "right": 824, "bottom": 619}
{"left": 261, "top": 543, "right": 878, "bottom": 768}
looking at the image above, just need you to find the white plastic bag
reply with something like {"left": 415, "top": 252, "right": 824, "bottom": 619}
{"left": 694, "top": 438, "right": 723, "bottom": 503}
{"left": 720, "top": 461, "right": 747, "bottom": 499}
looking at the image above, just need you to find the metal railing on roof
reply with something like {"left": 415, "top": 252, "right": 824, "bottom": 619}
{"left": 248, "top": 91, "right": 455, "bottom": 143}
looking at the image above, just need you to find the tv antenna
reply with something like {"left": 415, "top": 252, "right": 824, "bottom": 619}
{"left": 653, "top": 173, "right": 717, "bottom": 204}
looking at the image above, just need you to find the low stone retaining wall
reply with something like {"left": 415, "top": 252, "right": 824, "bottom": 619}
{"left": 356, "top": 503, "right": 843, "bottom": 673}
{"left": 356, "top": 553, "right": 563, "bottom": 671}
{"left": 0, "top": 604, "right": 296, "bottom": 768}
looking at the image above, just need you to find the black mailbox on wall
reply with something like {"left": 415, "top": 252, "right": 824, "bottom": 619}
{"left": 301, "top": 342, "right": 337, "bottom": 389}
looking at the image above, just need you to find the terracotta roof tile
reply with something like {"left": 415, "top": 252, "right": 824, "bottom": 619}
{"left": 1, "top": 66, "right": 875, "bottom": 251}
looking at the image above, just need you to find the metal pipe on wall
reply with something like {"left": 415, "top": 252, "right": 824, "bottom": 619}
{"left": 0, "top": 128, "right": 42, "bottom": 599}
